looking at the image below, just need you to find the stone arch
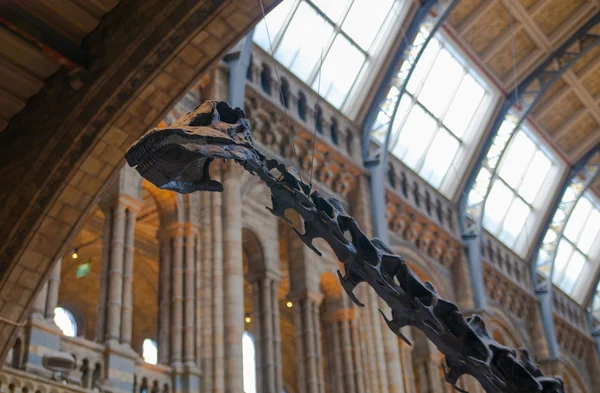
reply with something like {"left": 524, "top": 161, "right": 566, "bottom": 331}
{"left": 487, "top": 305, "right": 528, "bottom": 350}
{"left": 0, "top": 0, "right": 276, "bottom": 361}
{"left": 392, "top": 245, "right": 450, "bottom": 299}
{"left": 141, "top": 180, "right": 183, "bottom": 228}
{"left": 561, "top": 360, "right": 589, "bottom": 393}
{"left": 242, "top": 227, "right": 267, "bottom": 276}
{"left": 319, "top": 271, "right": 342, "bottom": 300}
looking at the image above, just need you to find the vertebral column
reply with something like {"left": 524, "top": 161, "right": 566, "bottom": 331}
{"left": 223, "top": 162, "right": 244, "bottom": 393}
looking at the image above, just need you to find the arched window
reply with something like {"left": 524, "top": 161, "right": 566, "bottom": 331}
{"left": 54, "top": 307, "right": 77, "bottom": 337}
{"left": 242, "top": 332, "right": 256, "bottom": 393}
{"left": 143, "top": 339, "right": 158, "bottom": 365}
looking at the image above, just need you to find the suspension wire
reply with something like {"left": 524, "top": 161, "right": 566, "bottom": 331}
{"left": 258, "top": 0, "right": 304, "bottom": 183}
{"left": 308, "top": 48, "right": 324, "bottom": 191}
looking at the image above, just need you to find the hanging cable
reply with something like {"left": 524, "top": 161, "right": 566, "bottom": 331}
{"left": 258, "top": 0, "right": 304, "bottom": 183}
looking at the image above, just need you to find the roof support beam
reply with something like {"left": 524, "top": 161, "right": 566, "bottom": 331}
{"left": 361, "top": 0, "right": 458, "bottom": 243}
{"left": 0, "top": 1, "right": 86, "bottom": 69}
{"left": 457, "top": 13, "right": 600, "bottom": 330}
{"left": 225, "top": 30, "right": 254, "bottom": 110}
{"left": 530, "top": 144, "right": 600, "bottom": 358}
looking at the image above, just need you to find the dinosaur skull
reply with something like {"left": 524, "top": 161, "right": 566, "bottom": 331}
{"left": 125, "top": 101, "right": 256, "bottom": 193}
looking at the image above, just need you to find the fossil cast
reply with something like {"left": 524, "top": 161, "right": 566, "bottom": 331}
{"left": 126, "top": 101, "right": 566, "bottom": 393}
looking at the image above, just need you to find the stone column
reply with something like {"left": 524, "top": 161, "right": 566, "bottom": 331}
{"left": 96, "top": 166, "right": 142, "bottom": 393}
{"left": 45, "top": 259, "right": 62, "bottom": 321}
{"left": 223, "top": 161, "right": 244, "bottom": 393}
{"left": 323, "top": 302, "right": 362, "bottom": 393}
{"left": 120, "top": 206, "right": 139, "bottom": 345}
{"left": 212, "top": 161, "right": 225, "bottom": 393}
{"left": 399, "top": 346, "right": 416, "bottom": 393}
{"left": 24, "top": 259, "right": 63, "bottom": 376}
{"left": 293, "top": 292, "right": 325, "bottom": 393}
{"left": 250, "top": 272, "right": 282, "bottom": 393}
{"left": 200, "top": 192, "right": 214, "bottom": 393}
{"left": 380, "top": 299, "right": 405, "bottom": 393}
{"left": 158, "top": 234, "right": 172, "bottom": 364}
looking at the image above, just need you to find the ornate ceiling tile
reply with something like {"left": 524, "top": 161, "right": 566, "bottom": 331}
{"left": 537, "top": 91, "right": 585, "bottom": 132}
{"left": 463, "top": 1, "right": 512, "bottom": 54}
{"left": 487, "top": 30, "right": 537, "bottom": 80}
{"left": 556, "top": 112, "right": 598, "bottom": 152}
{"left": 532, "top": 0, "right": 586, "bottom": 36}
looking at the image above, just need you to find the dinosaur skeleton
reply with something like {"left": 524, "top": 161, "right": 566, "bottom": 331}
{"left": 126, "top": 101, "right": 566, "bottom": 393}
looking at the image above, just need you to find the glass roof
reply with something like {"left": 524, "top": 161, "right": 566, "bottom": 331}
{"left": 483, "top": 128, "right": 556, "bottom": 254}
{"left": 254, "top": 0, "right": 399, "bottom": 109}
{"left": 552, "top": 192, "right": 600, "bottom": 297}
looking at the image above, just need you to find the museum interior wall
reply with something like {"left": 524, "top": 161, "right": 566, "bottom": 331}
{"left": 1, "top": 1, "right": 600, "bottom": 393}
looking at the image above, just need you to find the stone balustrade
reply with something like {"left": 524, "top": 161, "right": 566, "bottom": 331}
{"left": 59, "top": 336, "right": 105, "bottom": 390}
{"left": 0, "top": 367, "right": 89, "bottom": 393}
{"left": 247, "top": 45, "right": 362, "bottom": 164}
{"left": 3, "top": 334, "right": 173, "bottom": 393}
{"left": 385, "top": 160, "right": 458, "bottom": 236}
{"left": 133, "top": 362, "right": 171, "bottom": 393}
{"left": 481, "top": 231, "right": 531, "bottom": 292}
{"left": 552, "top": 287, "right": 589, "bottom": 334}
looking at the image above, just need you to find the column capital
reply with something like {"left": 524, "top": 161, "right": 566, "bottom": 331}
{"left": 158, "top": 223, "right": 186, "bottom": 240}
{"left": 99, "top": 194, "right": 143, "bottom": 213}
{"left": 246, "top": 268, "right": 283, "bottom": 283}
{"left": 222, "top": 159, "right": 245, "bottom": 179}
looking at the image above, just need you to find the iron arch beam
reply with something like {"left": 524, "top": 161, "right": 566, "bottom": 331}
{"left": 361, "top": 0, "right": 458, "bottom": 242}
{"left": 530, "top": 144, "right": 600, "bottom": 358}
{"left": 459, "top": 13, "right": 600, "bottom": 235}
{"left": 225, "top": 30, "right": 254, "bottom": 110}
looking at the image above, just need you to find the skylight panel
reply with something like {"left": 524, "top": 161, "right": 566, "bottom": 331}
{"left": 483, "top": 128, "right": 556, "bottom": 254}
{"left": 342, "top": 0, "right": 394, "bottom": 50}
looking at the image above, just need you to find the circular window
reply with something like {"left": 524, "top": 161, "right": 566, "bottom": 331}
{"left": 142, "top": 339, "right": 158, "bottom": 365}
{"left": 54, "top": 307, "right": 77, "bottom": 337}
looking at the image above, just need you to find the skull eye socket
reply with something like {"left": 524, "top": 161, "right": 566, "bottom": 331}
{"left": 216, "top": 101, "right": 245, "bottom": 124}
{"left": 189, "top": 112, "right": 212, "bottom": 126}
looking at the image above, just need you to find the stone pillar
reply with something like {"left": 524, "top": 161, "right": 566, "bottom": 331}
{"left": 399, "top": 345, "right": 417, "bottom": 393}
{"left": 200, "top": 191, "right": 214, "bottom": 393}
{"left": 171, "top": 226, "right": 185, "bottom": 367}
{"left": 96, "top": 194, "right": 141, "bottom": 346}
{"left": 212, "top": 161, "right": 225, "bottom": 393}
{"left": 45, "top": 259, "right": 62, "bottom": 321}
{"left": 380, "top": 299, "right": 405, "bottom": 393}
{"left": 323, "top": 300, "right": 364, "bottom": 393}
{"left": 293, "top": 291, "right": 325, "bottom": 393}
{"left": 223, "top": 161, "right": 244, "bottom": 393}
{"left": 250, "top": 272, "right": 282, "bottom": 393}
{"left": 96, "top": 165, "right": 142, "bottom": 393}
{"left": 158, "top": 234, "right": 172, "bottom": 364}
{"left": 24, "top": 259, "right": 63, "bottom": 377}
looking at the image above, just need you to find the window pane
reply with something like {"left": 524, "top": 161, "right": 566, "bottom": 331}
{"left": 559, "top": 250, "right": 586, "bottom": 294}
{"left": 388, "top": 95, "right": 413, "bottom": 146}
{"left": 313, "top": 35, "right": 365, "bottom": 108}
{"left": 564, "top": 197, "right": 592, "bottom": 242}
{"left": 406, "top": 38, "right": 440, "bottom": 95}
{"left": 498, "top": 131, "right": 536, "bottom": 189}
{"left": 143, "top": 339, "right": 158, "bottom": 365}
{"left": 243, "top": 332, "right": 257, "bottom": 393}
{"left": 552, "top": 239, "right": 573, "bottom": 282}
{"left": 391, "top": 105, "right": 437, "bottom": 168}
{"left": 419, "top": 129, "right": 460, "bottom": 188}
{"left": 417, "top": 48, "right": 464, "bottom": 118}
{"left": 577, "top": 206, "right": 600, "bottom": 254}
{"left": 498, "top": 197, "right": 531, "bottom": 247}
{"left": 275, "top": 2, "right": 334, "bottom": 81}
{"left": 483, "top": 180, "right": 514, "bottom": 234}
{"left": 443, "top": 73, "right": 485, "bottom": 138}
{"left": 310, "top": 0, "right": 351, "bottom": 21}
{"left": 254, "top": 0, "right": 297, "bottom": 52}
{"left": 54, "top": 307, "right": 77, "bottom": 337}
{"left": 518, "top": 150, "right": 552, "bottom": 204}
{"left": 342, "top": 0, "right": 394, "bottom": 50}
